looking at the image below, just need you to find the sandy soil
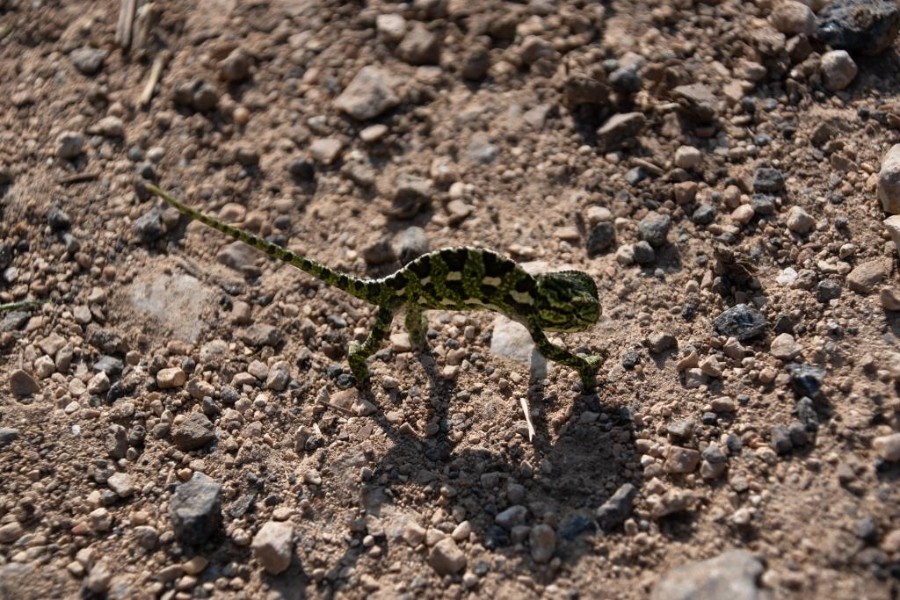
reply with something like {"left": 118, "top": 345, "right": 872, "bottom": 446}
{"left": 0, "top": 0, "right": 898, "bottom": 598}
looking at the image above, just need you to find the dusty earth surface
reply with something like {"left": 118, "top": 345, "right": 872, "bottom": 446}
{"left": 1, "top": 0, "right": 900, "bottom": 598}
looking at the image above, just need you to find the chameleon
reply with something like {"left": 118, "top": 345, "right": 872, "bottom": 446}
{"left": 143, "top": 183, "right": 605, "bottom": 387}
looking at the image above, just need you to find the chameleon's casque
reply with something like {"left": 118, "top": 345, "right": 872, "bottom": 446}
{"left": 144, "top": 183, "right": 605, "bottom": 386}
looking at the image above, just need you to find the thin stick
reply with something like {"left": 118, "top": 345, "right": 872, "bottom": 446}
{"left": 115, "top": 0, "right": 137, "bottom": 49}
{"left": 139, "top": 51, "right": 169, "bottom": 107}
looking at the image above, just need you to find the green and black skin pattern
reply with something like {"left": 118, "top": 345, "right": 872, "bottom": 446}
{"left": 145, "top": 183, "right": 605, "bottom": 387}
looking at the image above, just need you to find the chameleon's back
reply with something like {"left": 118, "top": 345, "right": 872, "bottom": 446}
{"left": 380, "top": 247, "right": 539, "bottom": 317}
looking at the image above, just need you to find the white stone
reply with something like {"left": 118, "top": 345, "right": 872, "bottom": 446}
{"left": 821, "top": 50, "right": 857, "bottom": 92}
{"left": 674, "top": 145, "right": 702, "bottom": 170}
{"left": 376, "top": 14, "right": 406, "bottom": 42}
{"left": 878, "top": 146, "right": 900, "bottom": 214}
{"left": 786, "top": 206, "right": 815, "bottom": 234}
{"left": 770, "top": 333, "right": 800, "bottom": 360}
{"left": 251, "top": 521, "right": 294, "bottom": 574}
{"left": 873, "top": 433, "right": 900, "bottom": 462}
{"left": 771, "top": 0, "right": 816, "bottom": 35}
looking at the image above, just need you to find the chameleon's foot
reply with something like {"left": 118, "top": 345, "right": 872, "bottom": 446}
{"left": 577, "top": 353, "right": 606, "bottom": 389}
{"left": 348, "top": 341, "right": 371, "bottom": 385}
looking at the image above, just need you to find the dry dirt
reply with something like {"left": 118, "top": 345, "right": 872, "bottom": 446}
{"left": 1, "top": 0, "right": 899, "bottom": 599}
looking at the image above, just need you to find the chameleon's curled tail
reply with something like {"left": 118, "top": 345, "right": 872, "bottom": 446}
{"left": 143, "top": 183, "right": 378, "bottom": 301}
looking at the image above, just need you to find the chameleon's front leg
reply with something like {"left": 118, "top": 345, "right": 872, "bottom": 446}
{"left": 526, "top": 323, "right": 605, "bottom": 388}
{"left": 348, "top": 305, "right": 395, "bottom": 384}
{"left": 404, "top": 305, "right": 428, "bottom": 350}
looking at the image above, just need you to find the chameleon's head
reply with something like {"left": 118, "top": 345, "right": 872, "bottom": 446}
{"left": 534, "top": 271, "right": 600, "bottom": 332}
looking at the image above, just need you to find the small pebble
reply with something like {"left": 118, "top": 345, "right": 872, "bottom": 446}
{"left": 820, "top": 50, "right": 857, "bottom": 92}
{"left": 252, "top": 521, "right": 294, "bottom": 575}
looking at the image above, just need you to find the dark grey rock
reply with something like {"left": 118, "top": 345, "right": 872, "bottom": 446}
{"left": 609, "top": 68, "right": 642, "bottom": 94}
{"left": 94, "top": 355, "right": 124, "bottom": 377}
{"left": 595, "top": 483, "right": 637, "bottom": 532}
{"left": 9, "top": 369, "right": 39, "bottom": 397}
{"left": 621, "top": 351, "right": 641, "bottom": 370}
{"left": 0, "top": 311, "right": 28, "bottom": 333}
{"left": 673, "top": 83, "right": 718, "bottom": 123}
{"left": 712, "top": 304, "right": 768, "bottom": 341}
{"left": 587, "top": 222, "right": 616, "bottom": 256}
{"left": 816, "top": 0, "right": 900, "bottom": 56}
{"left": 651, "top": 550, "right": 767, "bottom": 600}
{"left": 288, "top": 158, "right": 315, "bottom": 181}
{"left": 750, "top": 194, "right": 776, "bottom": 215}
{"left": 788, "top": 421, "right": 809, "bottom": 447}
{"left": 169, "top": 473, "right": 223, "bottom": 545}
{"left": 816, "top": 279, "right": 842, "bottom": 303}
{"left": 794, "top": 396, "right": 819, "bottom": 431}
{"left": 0, "top": 427, "right": 19, "bottom": 449}
{"left": 557, "top": 513, "right": 597, "bottom": 540}
{"left": 461, "top": 45, "right": 490, "bottom": 80}
{"left": 752, "top": 168, "right": 785, "bottom": 193}
{"left": 770, "top": 425, "right": 793, "bottom": 455}
{"left": 0, "top": 165, "right": 12, "bottom": 185}
{"left": 633, "top": 241, "right": 656, "bottom": 265}
{"left": 853, "top": 516, "right": 878, "bottom": 543}
{"left": 692, "top": 204, "right": 716, "bottom": 225}
{"left": 638, "top": 212, "right": 671, "bottom": 247}
{"left": 240, "top": 323, "right": 283, "bottom": 348}
{"left": 172, "top": 412, "right": 216, "bottom": 451}
{"left": 666, "top": 419, "right": 696, "bottom": 441}
{"left": 702, "top": 443, "right": 727, "bottom": 465}
{"left": 789, "top": 365, "right": 825, "bottom": 399}
{"left": 70, "top": 47, "right": 107, "bottom": 75}
{"left": 597, "top": 112, "right": 646, "bottom": 151}
{"left": 47, "top": 206, "right": 71, "bottom": 231}
{"left": 564, "top": 73, "right": 610, "bottom": 107}
{"left": 133, "top": 207, "right": 164, "bottom": 243}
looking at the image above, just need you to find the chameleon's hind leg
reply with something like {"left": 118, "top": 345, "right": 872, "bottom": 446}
{"left": 526, "top": 323, "right": 606, "bottom": 389}
{"left": 404, "top": 305, "right": 428, "bottom": 350}
{"left": 348, "top": 305, "right": 395, "bottom": 384}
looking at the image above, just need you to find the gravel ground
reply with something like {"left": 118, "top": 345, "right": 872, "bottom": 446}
{"left": 0, "top": 0, "right": 899, "bottom": 598}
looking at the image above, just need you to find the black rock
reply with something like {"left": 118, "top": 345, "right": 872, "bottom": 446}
{"left": 753, "top": 167, "right": 785, "bottom": 193}
{"left": 816, "top": 0, "right": 900, "bottom": 56}
{"left": 172, "top": 412, "right": 217, "bottom": 451}
{"left": 0, "top": 427, "right": 20, "bottom": 449}
{"left": 853, "top": 516, "right": 879, "bottom": 543}
{"left": 587, "top": 222, "right": 616, "bottom": 256}
{"left": 47, "top": 206, "right": 71, "bottom": 231}
{"left": 632, "top": 241, "right": 656, "bottom": 265}
{"left": 771, "top": 425, "right": 793, "bottom": 455}
{"left": 789, "top": 365, "right": 826, "bottom": 399}
{"left": 558, "top": 513, "right": 597, "bottom": 540}
{"left": 712, "top": 304, "right": 768, "bottom": 341}
{"left": 169, "top": 473, "right": 223, "bottom": 545}
{"left": 621, "top": 351, "right": 641, "bottom": 370}
{"left": 691, "top": 204, "right": 716, "bottom": 225}
{"left": 794, "top": 396, "right": 819, "bottom": 431}
{"left": 817, "top": 279, "right": 842, "bottom": 303}
{"left": 751, "top": 194, "right": 777, "bottom": 216}
{"left": 288, "top": 158, "right": 316, "bottom": 181}
{"left": 595, "top": 483, "right": 637, "bottom": 532}
{"left": 788, "top": 421, "right": 809, "bottom": 447}
{"left": 609, "top": 68, "right": 642, "bottom": 94}
{"left": 702, "top": 443, "right": 727, "bottom": 465}
{"left": 638, "top": 213, "right": 671, "bottom": 247}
